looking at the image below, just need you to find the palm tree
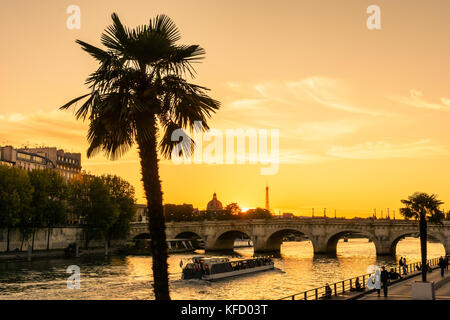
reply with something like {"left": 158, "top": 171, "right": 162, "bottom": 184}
{"left": 400, "top": 192, "right": 444, "bottom": 282}
{"left": 60, "top": 13, "right": 220, "bottom": 300}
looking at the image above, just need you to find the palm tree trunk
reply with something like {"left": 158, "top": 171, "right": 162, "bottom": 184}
{"left": 419, "top": 212, "right": 427, "bottom": 282}
{"left": 136, "top": 116, "right": 170, "bottom": 300}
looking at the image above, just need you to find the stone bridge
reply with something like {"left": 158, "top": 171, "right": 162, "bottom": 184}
{"left": 129, "top": 218, "right": 450, "bottom": 256}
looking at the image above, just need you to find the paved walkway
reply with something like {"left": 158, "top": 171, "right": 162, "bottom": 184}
{"left": 357, "top": 267, "right": 450, "bottom": 300}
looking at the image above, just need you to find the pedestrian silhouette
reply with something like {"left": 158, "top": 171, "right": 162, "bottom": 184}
{"left": 439, "top": 257, "right": 446, "bottom": 278}
{"left": 380, "top": 266, "right": 389, "bottom": 298}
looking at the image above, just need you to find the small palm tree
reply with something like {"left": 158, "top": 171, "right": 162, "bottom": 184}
{"left": 400, "top": 192, "right": 444, "bottom": 282}
{"left": 60, "top": 13, "right": 220, "bottom": 299}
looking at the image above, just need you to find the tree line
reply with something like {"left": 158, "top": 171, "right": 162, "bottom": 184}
{"left": 0, "top": 164, "right": 136, "bottom": 252}
{"left": 164, "top": 203, "right": 272, "bottom": 222}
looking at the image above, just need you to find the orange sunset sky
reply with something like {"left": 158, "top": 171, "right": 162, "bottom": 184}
{"left": 1, "top": 0, "right": 450, "bottom": 217}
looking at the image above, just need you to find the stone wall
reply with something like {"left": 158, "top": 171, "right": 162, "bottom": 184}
{"left": 0, "top": 227, "right": 124, "bottom": 252}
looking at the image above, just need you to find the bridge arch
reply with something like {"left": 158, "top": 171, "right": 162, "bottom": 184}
{"left": 210, "top": 229, "right": 252, "bottom": 251}
{"left": 389, "top": 230, "right": 447, "bottom": 257}
{"left": 320, "top": 230, "right": 378, "bottom": 255}
{"left": 133, "top": 233, "right": 151, "bottom": 240}
{"left": 264, "top": 228, "right": 313, "bottom": 253}
{"left": 174, "top": 231, "right": 203, "bottom": 240}
{"left": 174, "top": 231, "right": 204, "bottom": 249}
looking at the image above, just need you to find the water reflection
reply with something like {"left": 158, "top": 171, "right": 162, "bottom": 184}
{"left": 0, "top": 237, "right": 445, "bottom": 300}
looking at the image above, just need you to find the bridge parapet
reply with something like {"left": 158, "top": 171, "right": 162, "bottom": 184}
{"left": 129, "top": 219, "right": 450, "bottom": 256}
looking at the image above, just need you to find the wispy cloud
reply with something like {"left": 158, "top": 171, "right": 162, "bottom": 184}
{"left": 228, "top": 98, "right": 267, "bottom": 110}
{"left": 83, "top": 159, "right": 140, "bottom": 167}
{"left": 390, "top": 89, "right": 450, "bottom": 111}
{"left": 287, "top": 77, "right": 385, "bottom": 116}
{"left": 279, "top": 149, "right": 330, "bottom": 164}
{"left": 327, "top": 139, "right": 449, "bottom": 159}
{"left": 224, "top": 77, "right": 390, "bottom": 119}
{"left": 441, "top": 98, "right": 450, "bottom": 107}
{"left": 0, "top": 110, "right": 87, "bottom": 149}
{"left": 296, "top": 120, "right": 363, "bottom": 141}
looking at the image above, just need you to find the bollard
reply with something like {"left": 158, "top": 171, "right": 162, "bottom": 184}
{"left": 104, "top": 241, "right": 109, "bottom": 256}
{"left": 27, "top": 245, "right": 32, "bottom": 261}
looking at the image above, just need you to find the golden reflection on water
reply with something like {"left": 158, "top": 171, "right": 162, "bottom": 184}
{"left": 0, "top": 237, "right": 446, "bottom": 300}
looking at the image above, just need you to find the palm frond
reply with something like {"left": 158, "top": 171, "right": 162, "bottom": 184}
{"left": 61, "top": 13, "right": 220, "bottom": 164}
{"left": 76, "top": 40, "right": 112, "bottom": 62}
{"left": 149, "top": 14, "right": 181, "bottom": 43}
{"left": 160, "top": 76, "right": 220, "bottom": 130}
{"left": 100, "top": 13, "right": 131, "bottom": 53}
{"left": 86, "top": 93, "right": 135, "bottom": 160}
{"left": 400, "top": 192, "right": 445, "bottom": 223}
{"left": 159, "top": 121, "right": 195, "bottom": 159}
{"left": 59, "top": 93, "right": 90, "bottom": 110}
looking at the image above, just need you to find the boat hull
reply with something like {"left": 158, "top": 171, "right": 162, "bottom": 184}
{"left": 202, "top": 264, "right": 274, "bottom": 280}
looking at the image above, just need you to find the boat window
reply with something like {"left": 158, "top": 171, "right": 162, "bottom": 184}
{"left": 210, "top": 262, "right": 233, "bottom": 274}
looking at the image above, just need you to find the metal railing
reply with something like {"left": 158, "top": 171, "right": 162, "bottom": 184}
{"left": 279, "top": 257, "right": 442, "bottom": 300}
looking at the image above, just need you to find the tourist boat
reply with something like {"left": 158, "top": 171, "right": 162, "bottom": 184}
{"left": 167, "top": 238, "right": 195, "bottom": 253}
{"left": 119, "top": 238, "right": 196, "bottom": 255}
{"left": 234, "top": 238, "right": 253, "bottom": 248}
{"left": 181, "top": 256, "right": 275, "bottom": 280}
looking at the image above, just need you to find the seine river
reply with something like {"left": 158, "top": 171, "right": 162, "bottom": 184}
{"left": 0, "top": 238, "right": 446, "bottom": 300}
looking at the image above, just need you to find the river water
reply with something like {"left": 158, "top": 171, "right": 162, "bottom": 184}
{"left": 0, "top": 238, "right": 446, "bottom": 300}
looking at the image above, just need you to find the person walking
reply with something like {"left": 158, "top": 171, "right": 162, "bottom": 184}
{"left": 445, "top": 255, "right": 449, "bottom": 272}
{"left": 439, "top": 257, "right": 446, "bottom": 278}
{"left": 324, "top": 283, "right": 332, "bottom": 299}
{"left": 380, "top": 266, "right": 389, "bottom": 298}
{"left": 399, "top": 256, "right": 404, "bottom": 270}
{"left": 402, "top": 257, "right": 408, "bottom": 275}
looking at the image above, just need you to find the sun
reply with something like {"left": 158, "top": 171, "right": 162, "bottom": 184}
{"left": 241, "top": 207, "right": 249, "bottom": 213}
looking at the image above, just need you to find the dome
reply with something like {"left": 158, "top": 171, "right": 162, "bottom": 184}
{"left": 207, "top": 193, "right": 223, "bottom": 211}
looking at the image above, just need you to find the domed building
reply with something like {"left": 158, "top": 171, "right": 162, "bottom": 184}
{"left": 207, "top": 193, "right": 223, "bottom": 211}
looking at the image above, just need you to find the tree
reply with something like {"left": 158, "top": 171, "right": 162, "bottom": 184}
{"left": 164, "top": 204, "right": 196, "bottom": 222}
{"left": 225, "top": 203, "right": 241, "bottom": 215}
{"left": 400, "top": 192, "right": 444, "bottom": 282}
{"left": 207, "top": 209, "right": 234, "bottom": 220}
{"left": 60, "top": 13, "right": 219, "bottom": 299}
{"left": 0, "top": 165, "right": 32, "bottom": 252}
{"left": 101, "top": 175, "right": 137, "bottom": 242}
{"left": 243, "top": 208, "right": 272, "bottom": 220}
{"left": 68, "top": 175, "right": 118, "bottom": 248}
{"left": 28, "top": 169, "right": 68, "bottom": 250}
